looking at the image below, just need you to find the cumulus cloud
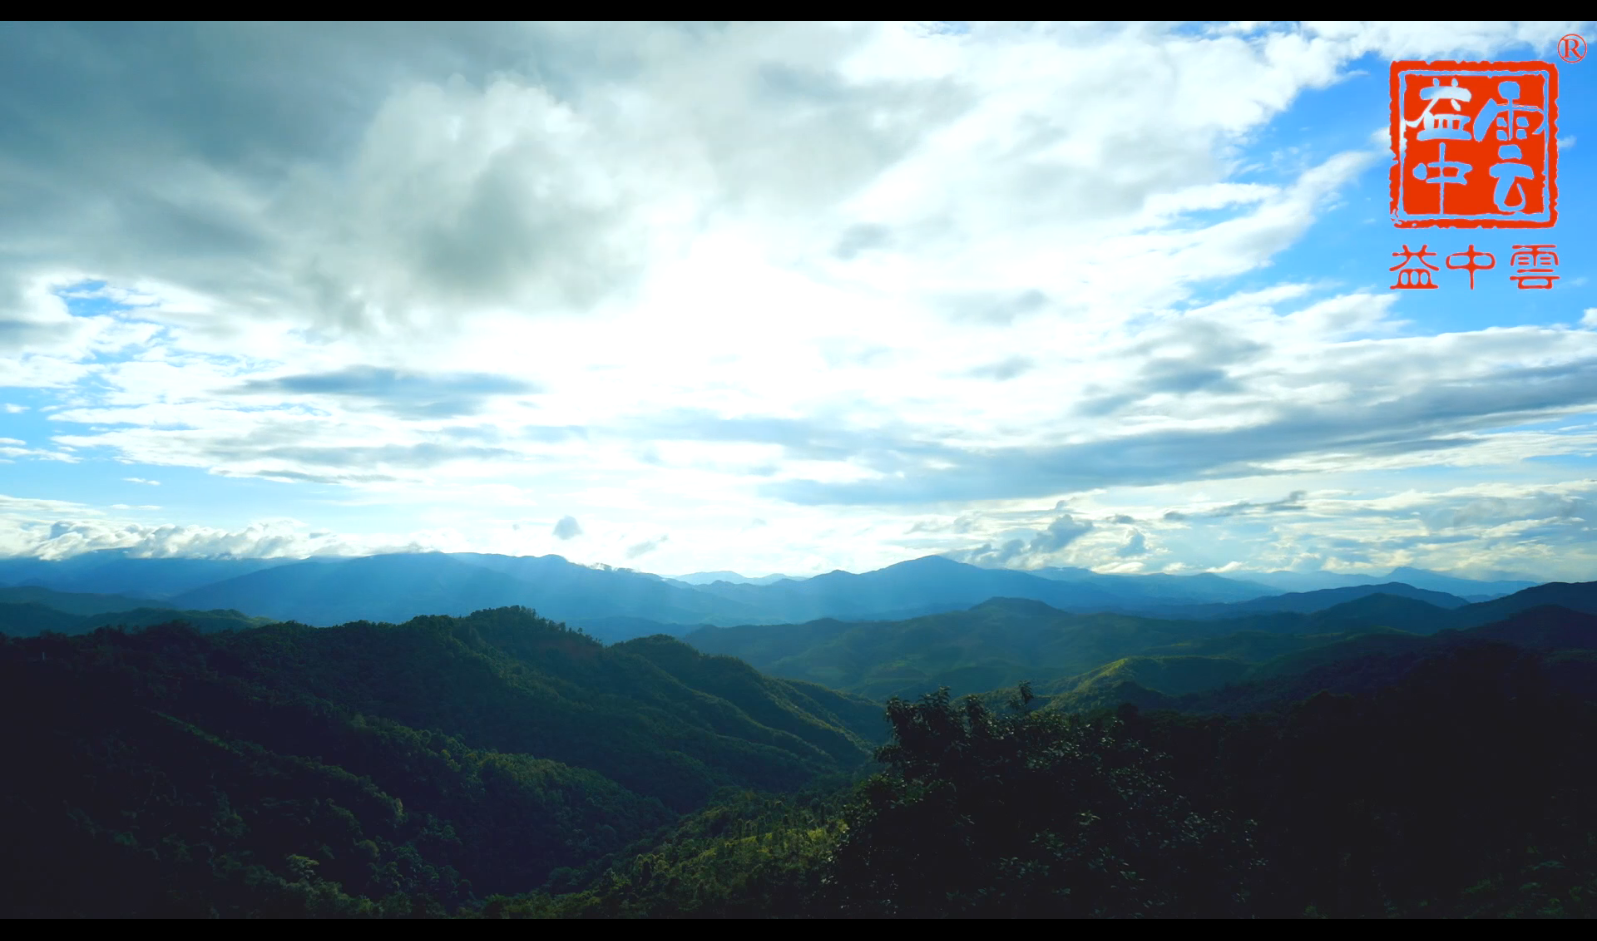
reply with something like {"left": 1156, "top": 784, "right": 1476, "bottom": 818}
{"left": 1032, "top": 514, "right": 1095, "bottom": 552}
{"left": 1, "top": 515, "right": 352, "bottom": 561}
{"left": 552, "top": 515, "right": 583, "bottom": 540}
{"left": 1116, "top": 530, "right": 1148, "bottom": 558}
{"left": 946, "top": 512, "right": 1096, "bottom": 567}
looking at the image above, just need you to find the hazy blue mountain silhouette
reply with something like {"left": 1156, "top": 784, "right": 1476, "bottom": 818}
{"left": 670, "top": 571, "right": 801, "bottom": 586}
{"left": 1016, "top": 567, "right": 1274, "bottom": 603}
{"left": 0, "top": 584, "right": 174, "bottom": 616}
{"left": 1128, "top": 582, "right": 1470, "bottom": 620}
{"left": 1234, "top": 567, "right": 1535, "bottom": 598}
{"left": 0, "top": 549, "right": 297, "bottom": 598}
{"left": 0, "top": 548, "right": 1563, "bottom": 636}
{"left": 172, "top": 553, "right": 759, "bottom": 627}
{"left": 1448, "top": 582, "right": 1597, "bottom": 628}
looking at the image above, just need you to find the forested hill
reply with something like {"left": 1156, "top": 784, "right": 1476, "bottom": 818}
{"left": 6, "top": 599, "right": 1597, "bottom": 917}
{"left": 0, "top": 607, "right": 881, "bottom": 917}
{"left": 0, "top": 600, "right": 274, "bottom": 636}
{"left": 682, "top": 582, "right": 1597, "bottom": 702}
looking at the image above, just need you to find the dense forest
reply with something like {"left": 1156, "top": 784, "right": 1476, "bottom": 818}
{"left": 4, "top": 591, "right": 1597, "bottom": 917}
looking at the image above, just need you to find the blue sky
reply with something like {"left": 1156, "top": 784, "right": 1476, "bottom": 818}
{"left": 2, "top": 21, "right": 1596, "bottom": 580}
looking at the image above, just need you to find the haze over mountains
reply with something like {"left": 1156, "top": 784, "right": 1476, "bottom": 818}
{"left": 680, "top": 582, "right": 1597, "bottom": 702}
{"left": 0, "top": 549, "right": 1538, "bottom": 637}
{"left": 668, "top": 572, "right": 799, "bottom": 587}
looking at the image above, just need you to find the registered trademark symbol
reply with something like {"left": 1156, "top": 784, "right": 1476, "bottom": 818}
{"left": 1559, "top": 34, "right": 1587, "bottom": 64}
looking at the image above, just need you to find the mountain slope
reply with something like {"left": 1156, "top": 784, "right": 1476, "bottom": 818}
{"left": 0, "top": 603, "right": 885, "bottom": 915}
{"left": 1461, "top": 604, "right": 1597, "bottom": 650}
{"left": 0, "top": 599, "right": 275, "bottom": 637}
{"left": 682, "top": 589, "right": 1481, "bottom": 703}
{"left": 1450, "top": 582, "right": 1597, "bottom": 629}
{"left": 1041, "top": 655, "right": 1251, "bottom": 698}
{"left": 173, "top": 553, "right": 766, "bottom": 628}
{"left": 0, "top": 602, "right": 84, "bottom": 636}
{"left": 1136, "top": 582, "right": 1470, "bottom": 620}
{"left": 1131, "top": 604, "right": 1597, "bottom": 717}
{"left": 684, "top": 598, "right": 1251, "bottom": 701}
{"left": 0, "top": 584, "right": 175, "bottom": 616}
{"left": 171, "top": 554, "right": 546, "bottom": 627}
{"left": 211, "top": 607, "right": 881, "bottom": 809}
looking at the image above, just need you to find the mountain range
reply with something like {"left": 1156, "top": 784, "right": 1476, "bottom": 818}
{"left": 2, "top": 555, "right": 1595, "bottom": 918}
{"left": 1224, "top": 566, "right": 1538, "bottom": 600}
{"left": 0, "top": 549, "right": 1543, "bottom": 635}
{"left": 668, "top": 571, "right": 800, "bottom": 586}
{"left": 681, "top": 581, "right": 1597, "bottom": 702}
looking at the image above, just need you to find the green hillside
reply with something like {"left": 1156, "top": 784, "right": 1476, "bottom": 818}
{"left": 0, "top": 601, "right": 84, "bottom": 636}
{"left": 0, "top": 606, "right": 882, "bottom": 917}
{"left": 0, "top": 599, "right": 276, "bottom": 637}
{"left": 7, "top": 591, "right": 1597, "bottom": 918}
{"left": 684, "top": 594, "right": 1458, "bottom": 702}
{"left": 546, "top": 639, "right": 1597, "bottom": 919}
{"left": 1041, "top": 655, "right": 1250, "bottom": 700}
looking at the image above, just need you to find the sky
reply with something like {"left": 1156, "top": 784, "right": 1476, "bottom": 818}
{"left": 2, "top": 21, "right": 1596, "bottom": 580}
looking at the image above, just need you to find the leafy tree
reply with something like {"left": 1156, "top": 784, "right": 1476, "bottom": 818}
{"left": 822, "top": 687, "right": 1261, "bottom": 917}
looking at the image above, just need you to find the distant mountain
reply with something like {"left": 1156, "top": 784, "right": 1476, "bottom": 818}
{"left": 0, "top": 585, "right": 174, "bottom": 616}
{"left": 565, "top": 616, "right": 701, "bottom": 644}
{"left": 4, "top": 549, "right": 1564, "bottom": 635}
{"left": 171, "top": 553, "right": 765, "bottom": 627}
{"left": 1226, "top": 570, "right": 1390, "bottom": 593}
{"left": 1234, "top": 567, "right": 1538, "bottom": 598}
{"left": 0, "top": 599, "right": 273, "bottom": 637}
{"left": 164, "top": 551, "right": 1306, "bottom": 632}
{"left": 1012, "top": 567, "right": 1275, "bottom": 603}
{"left": 1174, "top": 603, "right": 1597, "bottom": 716}
{"left": 76, "top": 607, "right": 274, "bottom": 634}
{"left": 1463, "top": 604, "right": 1597, "bottom": 650}
{"left": 1297, "top": 593, "right": 1459, "bottom": 634}
{"left": 682, "top": 556, "right": 1135, "bottom": 625}
{"left": 1132, "top": 583, "right": 1470, "bottom": 621}
{"left": 0, "top": 602, "right": 84, "bottom": 636}
{"left": 0, "top": 549, "right": 298, "bottom": 598}
{"left": 686, "top": 584, "right": 1597, "bottom": 704}
{"left": 670, "top": 571, "right": 802, "bottom": 586}
{"left": 1382, "top": 566, "right": 1539, "bottom": 599}
{"left": 1450, "top": 582, "right": 1597, "bottom": 629}
{"left": 681, "top": 595, "right": 1419, "bottom": 702}
{"left": 1008, "top": 602, "right": 1597, "bottom": 721}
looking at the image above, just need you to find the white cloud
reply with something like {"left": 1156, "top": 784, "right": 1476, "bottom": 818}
{"left": 122, "top": 477, "right": 161, "bottom": 486}
{"left": 0, "top": 22, "right": 1592, "bottom": 576}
